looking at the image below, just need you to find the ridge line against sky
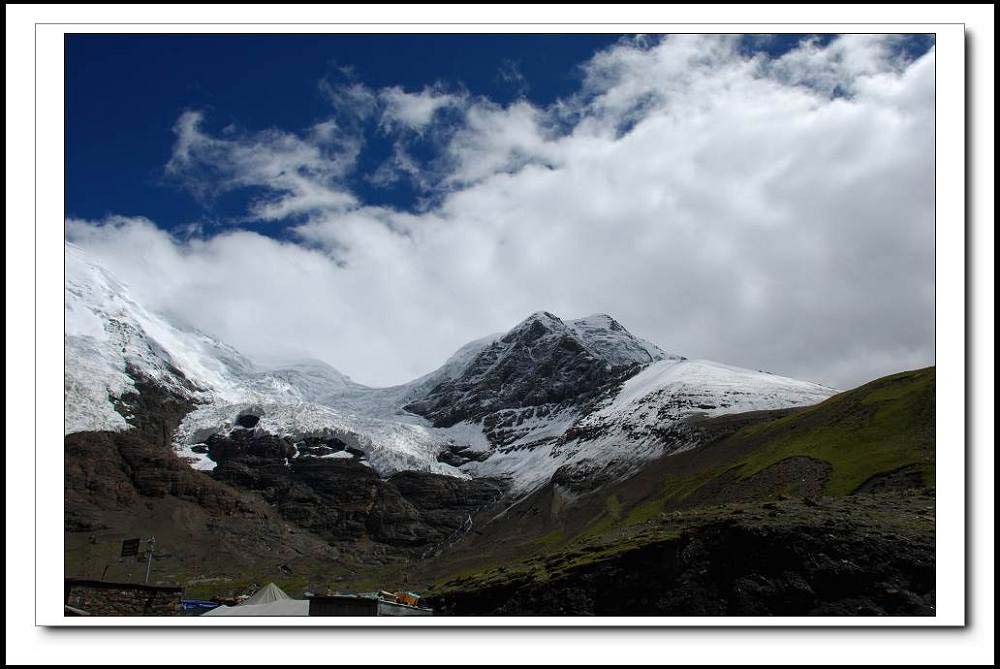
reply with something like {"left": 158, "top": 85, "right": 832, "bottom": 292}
{"left": 66, "top": 33, "right": 935, "bottom": 388}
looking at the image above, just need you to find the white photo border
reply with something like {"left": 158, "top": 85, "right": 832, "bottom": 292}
{"left": 33, "top": 21, "right": 966, "bottom": 628}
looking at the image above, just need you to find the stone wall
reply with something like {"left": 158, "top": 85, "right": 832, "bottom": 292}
{"left": 64, "top": 579, "right": 182, "bottom": 616}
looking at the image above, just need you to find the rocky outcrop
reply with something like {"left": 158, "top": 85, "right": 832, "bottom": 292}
{"left": 63, "top": 371, "right": 348, "bottom": 591}
{"left": 64, "top": 374, "right": 259, "bottom": 532}
{"left": 206, "top": 428, "right": 296, "bottom": 464}
{"left": 436, "top": 444, "right": 491, "bottom": 467}
{"left": 204, "top": 428, "right": 505, "bottom": 548}
{"left": 64, "top": 428, "right": 266, "bottom": 532}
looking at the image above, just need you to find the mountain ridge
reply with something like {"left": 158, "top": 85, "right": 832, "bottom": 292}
{"left": 65, "top": 242, "right": 835, "bottom": 495}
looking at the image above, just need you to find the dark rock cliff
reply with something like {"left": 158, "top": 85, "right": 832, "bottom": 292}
{"left": 404, "top": 312, "right": 655, "bottom": 433}
{"left": 204, "top": 427, "right": 505, "bottom": 548}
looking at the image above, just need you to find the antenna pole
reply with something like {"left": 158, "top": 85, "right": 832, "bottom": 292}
{"left": 144, "top": 537, "right": 156, "bottom": 584}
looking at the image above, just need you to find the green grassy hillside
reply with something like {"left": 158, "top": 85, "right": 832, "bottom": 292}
{"left": 405, "top": 367, "right": 936, "bottom": 599}
{"left": 644, "top": 365, "right": 935, "bottom": 513}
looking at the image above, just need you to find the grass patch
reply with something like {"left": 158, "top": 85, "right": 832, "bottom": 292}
{"left": 729, "top": 367, "right": 934, "bottom": 495}
{"left": 624, "top": 497, "right": 665, "bottom": 525}
{"left": 531, "top": 529, "right": 566, "bottom": 548}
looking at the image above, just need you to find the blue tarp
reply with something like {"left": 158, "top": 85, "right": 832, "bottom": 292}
{"left": 181, "top": 599, "right": 220, "bottom": 610}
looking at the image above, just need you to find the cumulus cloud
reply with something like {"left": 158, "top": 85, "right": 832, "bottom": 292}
{"left": 69, "top": 34, "right": 935, "bottom": 389}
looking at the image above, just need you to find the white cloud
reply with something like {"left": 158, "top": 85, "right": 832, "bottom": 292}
{"left": 763, "top": 34, "right": 914, "bottom": 96}
{"left": 442, "top": 99, "right": 558, "bottom": 186}
{"left": 378, "top": 85, "right": 465, "bottom": 132}
{"left": 166, "top": 110, "right": 360, "bottom": 219}
{"left": 70, "top": 35, "right": 935, "bottom": 389}
{"left": 319, "top": 77, "right": 379, "bottom": 122}
{"left": 366, "top": 141, "right": 432, "bottom": 191}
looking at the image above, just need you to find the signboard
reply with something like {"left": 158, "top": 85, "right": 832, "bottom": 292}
{"left": 120, "top": 538, "right": 140, "bottom": 557}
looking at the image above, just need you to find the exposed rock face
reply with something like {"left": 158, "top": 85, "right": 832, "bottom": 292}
{"left": 405, "top": 312, "right": 671, "bottom": 429}
{"left": 63, "top": 371, "right": 349, "bottom": 591}
{"left": 111, "top": 367, "right": 200, "bottom": 448}
{"left": 437, "top": 444, "right": 491, "bottom": 467}
{"left": 293, "top": 435, "right": 358, "bottom": 458}
{"left": 64, "top": 428, "right": 263, "bottom": 532}
{"left": 235, "top": 413, "right": 260, "bottom": 429}
{"left": 64, "top": 374, "right": 259, "bottom": 533}
{"left": 205, "top": 428, "right": 505, "bottom": 548}
{"left": 206, "top": 428, "right": 296, "bottom": 464}
{"left": 369, "top": 471, "right": 502, "bottom": 548}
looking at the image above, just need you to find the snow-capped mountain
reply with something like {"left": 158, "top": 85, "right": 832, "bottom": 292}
{"left": 66, "top": 242, "right": 254, "bottom": 434}
{"left": 65, "top": 243, "right": 453, "bottom": 474}
{"left": 65, "top": 243, "right": 837, "bottom": 495}
{"left": 403, "top": 311, "right": 679, "bottom": 428}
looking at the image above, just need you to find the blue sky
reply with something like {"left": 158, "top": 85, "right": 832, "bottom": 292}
{"left": 67, "top": 34, "right": 623, "bottom": 231}
{"left": 66, "top": 34, "right": 935, "bottom": 387}
{"left": 66, "top": 33, "right": 931, "bottom": 234}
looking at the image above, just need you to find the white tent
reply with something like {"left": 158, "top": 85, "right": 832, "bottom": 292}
{"left": 203, "top": 599, "right": 308, "bottom": 617}
{"left": 241, "top": 582, "right": 290, "bottom": 606}
{"left": 203, "top": 583, "right": 308, "bottom": 617}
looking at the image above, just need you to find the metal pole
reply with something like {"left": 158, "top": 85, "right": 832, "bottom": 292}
{"left": 144, "top": 537, "right": 155, "bottom": 584}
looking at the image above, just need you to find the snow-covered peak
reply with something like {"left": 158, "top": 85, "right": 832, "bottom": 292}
{"left": 402, "top": 311, "right": 673, "bottom": 427}
{"left": 520, "top": 310, "right": 564, "bottom": 326}
{"left": 567, "top": 313, "right": 677, "bottom": 368}
{"left": 66, "top": 243, "right": 259, "bottom": 389}
{"left": 497, "top": 311, "right": 565, "bottom": 344}
{"left": 571, "top": 313, "right": 620, "bottom": 329}
{"left": 494, "top": 311, "right": 675, "bottom": 367}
